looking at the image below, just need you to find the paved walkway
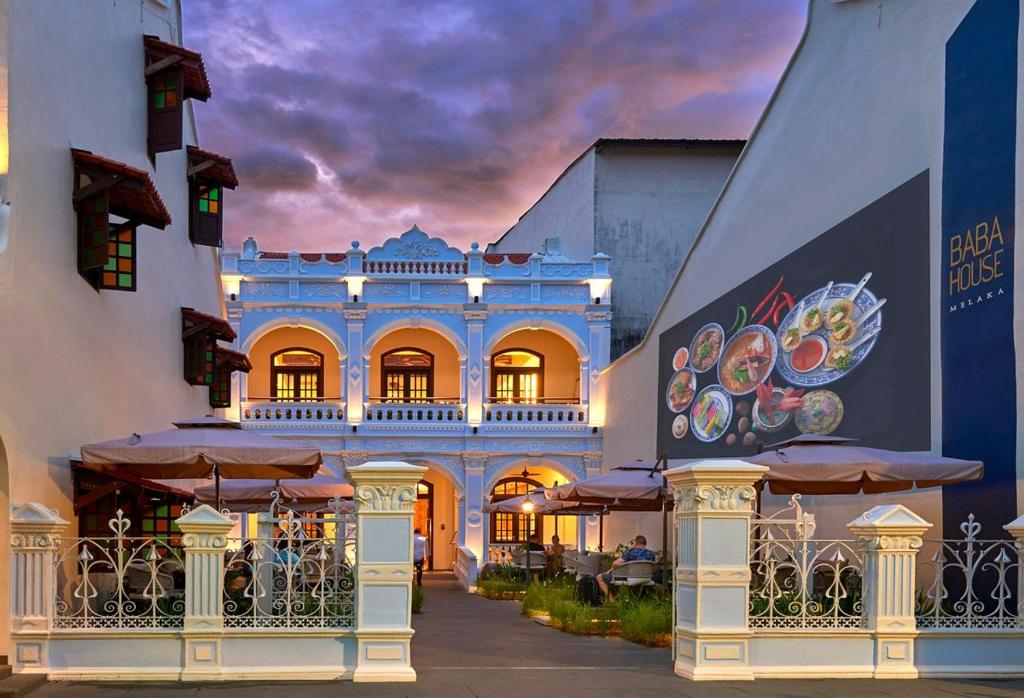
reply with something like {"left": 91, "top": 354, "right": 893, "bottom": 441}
{"left": 31, "top": 573, "right": 1024, "bottom": 697}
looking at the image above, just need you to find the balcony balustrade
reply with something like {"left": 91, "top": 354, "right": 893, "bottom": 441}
{"left": 242, "top": 399, "right": 345, "bottom": 424}
{"left": 483, "top": 399, "right": 587, "bottom": 425}
{"left": 364, "top": 398, "right": 465, "bottom": 424}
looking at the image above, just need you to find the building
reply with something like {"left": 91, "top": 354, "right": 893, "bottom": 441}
{"left": 0, "top": 0, "right": 238, "bottom": 668}
{"left": 489, "top": 138, "right": 743, "bottom": 359}
{"left": 221, "top": 226, "right": 611, "bottom": 585}
{"left": 601, "top": 0, "right": 1023, "bottom": 547}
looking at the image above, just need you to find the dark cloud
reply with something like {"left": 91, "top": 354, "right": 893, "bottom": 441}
{"left": 234, "top": 148, "right": 319, "bottom": 191}
{"left": 185, "top": 0, "right": 806, "bottom": 251}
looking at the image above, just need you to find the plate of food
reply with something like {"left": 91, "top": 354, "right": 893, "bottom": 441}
{"left": 671, "top": 414, "right": 689, "bottom": 440}
{"left": 690, "top": 384, "right": 733, "bottom": 442}
{"left": 665, "top": 368, "right": 697, "bottom": 413}
{"left": 752, "top": 386, "right": 795, "bottom": 433}
{"left": 688, "top": 323, "right": 724, "bottom": 373}
{"left": 775, "top": 274, "right": 884, "bottom": 387}
{"left": 795, "top": 389, "right": 845, "bottom": 435}
{"left": 717, "top": 324, "right": 778, "bottom": 396}
{"left": 671, "top": 347, "right": 689, "bottom": 371}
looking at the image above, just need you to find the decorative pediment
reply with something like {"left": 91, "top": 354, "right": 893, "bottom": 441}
{"left": 366, "top": 226, "right": 464, "bottom": 262}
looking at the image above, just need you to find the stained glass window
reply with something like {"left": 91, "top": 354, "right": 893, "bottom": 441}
{"left": 151, "top": 72, "right": 178, "bottom": 110}
{"left": 77, "top": 192, "right": 110, "bottom": 272}
{"left": 147, "top": 65, "right": 184, "bottom": 155}
{"left": 209, "top": 364, "right": 232, "bottom": 408}
{"left": 184, "top": 334, "right": 215, "bottom": 386}
{"left": 139, "top": 503, "right": 183, "bottom": 547}
{"left": 97, "top": 224, "right": 136, "bottom": 292}
{"left": 198, "top": 184, "right": 219, "bottom": 214}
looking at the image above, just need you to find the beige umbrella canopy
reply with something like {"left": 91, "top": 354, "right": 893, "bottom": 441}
{"left": 80, "top": 416, "right": 323, "bottom": 481}
{"left": 545, "top": 462, "right": 667, "bottom": 511}
{"left": 747, "top": 434, "right": 984, "bottom": 495}
{"left": 483, "top": 489, "right": 601, "bottom": 515}
{"left": 195, "top": 473, "right": 353, "bottom": 513}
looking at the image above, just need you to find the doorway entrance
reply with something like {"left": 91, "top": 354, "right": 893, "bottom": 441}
{"left": 414, "top": 480, "right": 434, "bottom": 570}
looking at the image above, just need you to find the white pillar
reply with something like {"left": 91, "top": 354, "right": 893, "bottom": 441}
{"left": 585, "top": 308, "right": 611, "bottom": 427}
{"left": 176, "top": 504, "right": 236, "bottom": 681}
{"left": 10, "top": 503, "right": 68, "bottom": 674}
{"left": 1004, "top": 516, "right": 1024, "bottom": 622}
{"left": 344, "top": 306, "right": 367, "bottom": 424}
{"left": 462, "top": 456, "right": 487, "bottom": 567}
{"left": 848, "top": 505, "right": 932, "bottom": 679}
{"left": 582, "top": 456, "right": 602, "bottom": 551}
{"left": 464, "top": 307, "right": 486, "bottom": 424}
{"left": 348, "top": 460, "right": 427, "bottom": 683}
{"left": 664, "top": 459, "right": 767, "bottom": 681}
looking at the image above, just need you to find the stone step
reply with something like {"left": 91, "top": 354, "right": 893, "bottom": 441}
{"left": 0, "top": 673, "right": 47, "bottom": 696}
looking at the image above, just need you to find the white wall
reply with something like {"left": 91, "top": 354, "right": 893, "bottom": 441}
{"left": 595, "top": 146, "right": 739, "bottom": 357}
{"left": 491, "top": 149, "right": 596, "bottom": 259}
{"left": 602, "top": 0, "right": 993, "bottom": 538}
{"left": 0, "top": 0, "right": 224, "bottom": 520}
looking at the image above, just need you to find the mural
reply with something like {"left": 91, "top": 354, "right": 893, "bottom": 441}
{"left": 658, "top": 172, "right": 930, "bottom": 458}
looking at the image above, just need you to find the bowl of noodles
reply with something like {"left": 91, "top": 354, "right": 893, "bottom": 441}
{"left": 688, "top": 323, "right": 724, "bottom": 373}
{"left": 717, "top": 325, "right": 778, "bottom": 396}
{"left": 665, "top": 368, "right": 697, "bottom": 413}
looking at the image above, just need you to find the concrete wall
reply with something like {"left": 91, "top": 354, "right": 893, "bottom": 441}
{"left": 0, "top": 0, "right": 225, "bottom": 657}
{"left": 594, "top": 147, "right": 738, "bottom": 358}
{"left": 248, "top": 327, "right": 344, "bottom": 400}
{"left": 491, "top": 329, "right": 580, "bottom": 401}
{"left": 602, "top": 0, "right": 997, "bottom": 539}
{"left": 490, "top": 150, "right": 596, "bottom": 259}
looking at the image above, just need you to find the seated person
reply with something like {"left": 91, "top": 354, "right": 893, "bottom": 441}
{"left": 596, "top": 535, "right": 656, "bottom": 600}
{"left": 546, "top": 534, "right": 566, "bottom": 576}
{"left": 522, "top": 532, "right": 545, "bottom": 552}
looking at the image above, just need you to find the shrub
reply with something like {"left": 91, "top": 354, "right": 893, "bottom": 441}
{"left": 618, "top": 595, "right": 672, "bottom": 646}
{"left": 521, "top": 580, "right": 575, "bottom": 617}
{"left": 412, "top": 584, "right": 424, "bottom": 614}
{"left": 478, "top": 577, "right": 527, "bottom": 600}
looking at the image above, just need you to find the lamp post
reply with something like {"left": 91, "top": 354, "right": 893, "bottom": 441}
{"left": 522, "top": 498, "right": 535, "bottom": 581}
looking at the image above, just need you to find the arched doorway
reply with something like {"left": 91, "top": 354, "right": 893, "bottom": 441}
{"left": 414, "top": 480, "right": 434, "bottom": 569}
{"left": 486, "top": 462, "right": 579, "bottom": 563}
{"left": 405, "top": 460, "right": 462, "bottom": 575}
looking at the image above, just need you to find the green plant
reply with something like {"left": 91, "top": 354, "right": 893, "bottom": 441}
{"left": 478, "top": 577, "right": 527, "bottom": 599}
{"left": 617, "top": 594, "right": 672, "bottom": 646}
{"left": 521, "top": 580, "right": 575, "bottom": 617}
{"left": 412, "top": 584, "right": 424, "bottom": 614}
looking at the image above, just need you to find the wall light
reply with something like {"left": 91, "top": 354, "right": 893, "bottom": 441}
{"left": 465, "top": 277, "right": 485, "bottom": 301}
{"left": 587, "top": 278, "right": 611, "bottom": 303}
{"left": 222, "top": 274, "right": 242, "bottom": 298}
{"left": 347, "top": 275, "right": 366, "bottom": 301}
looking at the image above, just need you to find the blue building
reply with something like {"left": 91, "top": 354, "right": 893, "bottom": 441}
{"left": 221, "top": 226, "right": 611, "bottom": 584}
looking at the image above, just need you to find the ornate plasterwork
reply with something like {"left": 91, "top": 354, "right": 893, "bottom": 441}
{"left": 242, "top": 281, "right": 288, "bottom": 297}
{"left": 238, "top": 260, "right": 288, "bottom": 274}
{"left": 675, "top": 484, "right": 757, "bottom": 513}
{"left": 541, "top": 285, "right": 588, "bottom": 301}
{"left": 422, "top": 283, "right": 466, "bottom": 299}
{"left": 366, "top": 226, "right": 465, "bottom": 262}
{"left": 857, "top": 535, "right": 925, "bottom": 553}
{"left": 485, "top": 285, "right": 531, "bottom": 302}
{"left": 343, "top": 309, "right": 368, "bottom": 321}
{"left": 302, "top": 283, "right": 345, "bottom": 298}
{"left": 355, "top": 484, "right": 417, "bottom": 512}
{"left": 540, "top": 263, "right": 591, "bottom": 278}
{"left": 366, "top": 283, "right": 407, "bottom": 299}
{"left": 464, "top": 310, "right": 487, "bottom": 321}
{"left": 585, "top": 310, "right": 613, "bottom": 322}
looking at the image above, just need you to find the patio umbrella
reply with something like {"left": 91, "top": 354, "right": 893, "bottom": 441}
{"left": 746, "top": 434, "right": 984, "bottom": 495}
{"left": 194, "top": 473, "right": 353, "bottom": 513}
{"left": 80, "top": 416, "right": 324, "bottom": 508}
{"left": 483, "top": 489, "right": 599, "bottom": 515}
{"left": 546, "top": 461, "right": 669, "bottom": 552}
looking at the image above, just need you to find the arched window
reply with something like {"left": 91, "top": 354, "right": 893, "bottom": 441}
{"left": 270, "top": 348, "right": 323, "bottom": 402}
{"left": 491, "top": 349, "right": 543, "bottom": 404}
{"left": 489, "top": 476, "right": 542, "bottom": 544}
{"left": 382, "top": 348, "right": 433, "bottom": 403}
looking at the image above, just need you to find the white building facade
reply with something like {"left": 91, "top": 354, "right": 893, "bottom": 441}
{"left": 222, "top": 227, "right": 612, "bottom": 585}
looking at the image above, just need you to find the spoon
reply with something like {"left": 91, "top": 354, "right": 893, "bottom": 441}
{"left": 815, "top": 281, "right": 834, "bottom": 312}
{"left": 846, "top": 325, "right": 881, "bottom": 352}
{"left": 856, "top": 297, "right": 887, "bottom": 325}
{"left": 847, "top": 273, "right": 872, "bottom": 301}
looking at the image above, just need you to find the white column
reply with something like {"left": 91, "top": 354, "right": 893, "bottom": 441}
{"left": 1005, "top": 516, "right": 1024, "bottom": 622}
{"left": 348, "top": 460, "right": 427, "bottom": 683}
{"left": 585, "top": 308, "right": 611, "bottom": 427}
{"left": 582, "top": 456, "right": 602, "bottom": 551}
{"left": 464, "top": 307, "right": 486, "bottom": 425}
{"left": 848, "top": 505, "right": 932, "bottom": 679}
{"left": 344, "top": 306, "right": 367, "bottom": 424}
{"left": 176, "top": 505, "right": 236, "bottom": 681}
{"left": 10, "top": 503, "right": 68, "bottom": 674}
{"left": 462, "top": 456, "right": 487, "bottom": 567}
{"left": 664, "top": 459, "right": 767, "bottom": 681}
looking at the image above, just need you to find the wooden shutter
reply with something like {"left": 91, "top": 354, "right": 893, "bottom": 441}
{"left": 189, "top": 180, "right": 224, "bottom": 247}
{"left": 148, "top": 66, "right": 184, "bottom": 156}
{"left": 209, "top": 365, "right": 232, "bottom": 408}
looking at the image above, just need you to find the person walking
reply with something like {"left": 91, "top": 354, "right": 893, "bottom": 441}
{"left": 413, "top": 528, "right": 428, "bottom": 586}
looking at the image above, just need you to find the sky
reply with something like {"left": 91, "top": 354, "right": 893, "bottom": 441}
{"left": 184, "top": 0, "right": 806, "bottom": 253}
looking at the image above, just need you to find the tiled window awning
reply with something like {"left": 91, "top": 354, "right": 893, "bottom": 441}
{"left": 144, "top": 35, "right": 211, "bottom": 101}
{"left": 210, "top": 347, "right": 251, "bottom": 409}
{"left": 187, "top": 146, "right": 238, "bottom": 188}
{"left": 216, "top": 346, "right": 252, "bottom": 373}
{"left": 182, "top": 307, "right": 236, "bottom": 387}
{"left": 72, "top": 149, "right": 171, "bottom": 229}
{"left": 181, "top": 306, "right": 236, "bottom": 342}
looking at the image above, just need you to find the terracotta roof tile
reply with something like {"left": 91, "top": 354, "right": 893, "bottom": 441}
{"left": 144, "top": 35, "right": 211, "bottom": 101}
{"left": 187, "top": 146, "right": 238, "bottom": 188}
{"left": 72, "top": 149, "right": 171, "bottom": 229}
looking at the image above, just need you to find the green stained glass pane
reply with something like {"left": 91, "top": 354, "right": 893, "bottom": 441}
{"left": 94, "top": 197, "right": 106, "bottom": 212}
{"left": 205, "top": 351, "right": 213, "bottom": 361}
{"left": 103, "top": 258, "right": 116, "bottom": 271}
{"left": 118, "top": 273, "right": 132, "bottom": 288}
{"left": 166, "top": 74, "right": 177, "bottom": 88}
{"left": 118, "top": 243, "right": 132, "bottom": 257}
{"left": 154, "top": 92, "right": 165, "bottom": 109}
{"left": 142, "top": 520, "right": 154, "bottom": 532}
{"left": 198, "top": 199, "right": 208, "bottom": 213}
{"left": 209, "top": 188, "right": 219, "bottom": 201}
{"left": 157, "top": 505, "right": 168, "bottom": 517}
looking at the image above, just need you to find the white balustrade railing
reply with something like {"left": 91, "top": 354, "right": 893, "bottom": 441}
{"left": 916, "top": 513, "right": 1023, "bottom": 629}
{"left": 364, "top": 402, "right": 464, "bottom": 424}
{"left": 483, "top": 402, "right": 587, "bottom": 425}
{"left": 748, "top": 495, "right": 864, "bottom": 630}
{"left": 365, "top": 259, "right": 468, "bottom": 275}
{"left": 53, "top": 510, "right": 185, "bottom": 630}
{"left": 242, "top": 400, "right": 345, "bottom": 423}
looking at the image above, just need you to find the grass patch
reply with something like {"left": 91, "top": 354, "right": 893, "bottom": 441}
{"left": 412, "top": 584, "right": 424, "bottom": 614}
{"left": 617, "top": 594, "right": 672, "bottom": 646}
{"left": 521, "top": 578, "right": 576, "bottom": 617}
{"left": 525, "top": 583, "right": 671, "bottom": 647}
{"left": 477, "top": 563, "right": 528, "bottom": 600}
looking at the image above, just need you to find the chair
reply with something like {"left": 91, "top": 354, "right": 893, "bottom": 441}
{"left": 575, "top": 551, "right": 603, "bottom": 578}
{"left": 563, "top": 550, "right": 579, "bottom": 575}
{"left": 609, "top": 560, "right": 656, "bottom": 588}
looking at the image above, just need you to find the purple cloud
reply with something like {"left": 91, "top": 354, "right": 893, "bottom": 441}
{"left": 185, "top": 0, "right": 806, "bottom": 252}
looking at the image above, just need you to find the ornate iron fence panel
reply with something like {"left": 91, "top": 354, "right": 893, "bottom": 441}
{"left": 223, "top": 496, "right": 356, "bottom": 629}
{"left": 916, "top": 513, "right": 1022, "bottom": 629}
{"left": 749, "top": 495, "right": 864, "bottom": 630}
{"left": 53, "top": 511, "right": 185, "bottom": 630}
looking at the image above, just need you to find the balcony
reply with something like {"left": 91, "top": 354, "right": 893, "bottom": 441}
{"left": 242, "top": 399, "right": 345, "bottom": 427}
{"left": 364, "top": 398, "right": 465, "bottom": 425}
{"left": 483, "top": 399, "right": 588, "bottom": 428}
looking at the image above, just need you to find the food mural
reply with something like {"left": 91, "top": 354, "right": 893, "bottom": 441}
{"left": 658, "top": 172, "right": 931, "bottom": 458}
